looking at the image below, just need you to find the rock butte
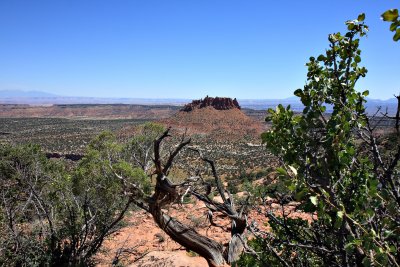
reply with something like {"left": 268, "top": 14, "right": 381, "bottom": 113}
{"left": 157, "top": 96, "right": 264, "bottom": 140}
{"left": 181, "top": 96, "right": 240, "bottom": 112}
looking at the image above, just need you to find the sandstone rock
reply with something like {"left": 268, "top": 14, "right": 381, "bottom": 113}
{"left": 160, "top": 97, "right": 264, "bottom": 141}
{"left": 181, "top": 96, "right": 241, "bottom": 112}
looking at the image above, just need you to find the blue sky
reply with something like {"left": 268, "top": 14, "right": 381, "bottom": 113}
{"left": 0, "top": 1, "right": 398, "bottom": 100}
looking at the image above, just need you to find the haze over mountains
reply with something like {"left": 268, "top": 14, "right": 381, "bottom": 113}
{"left": 0, "top": 90, "right": 190, "bottom": 105}
{"left": 0, "top": 90, "right": 397, "bottom": 115}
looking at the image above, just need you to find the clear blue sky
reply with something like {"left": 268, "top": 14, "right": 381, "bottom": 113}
{"left": 0, "top": 1, "right": 398, "bottom": 100}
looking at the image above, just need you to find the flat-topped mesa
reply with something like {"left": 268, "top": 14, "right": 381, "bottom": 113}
{"left": 181, "top": 96, "right": 241, "bottom": 112}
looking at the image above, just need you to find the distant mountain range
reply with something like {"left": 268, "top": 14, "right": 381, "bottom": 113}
{"left": 0, "top": 90, "right": 190, "bottom": 106}
{"left": 0, "top": 90, "right": 397, "bottom": 115}
{"left": 240, "top": 97, "right": 398, "bottom": 115}
{"left": 0, "top": 90, "right": 58, "bottom": 98}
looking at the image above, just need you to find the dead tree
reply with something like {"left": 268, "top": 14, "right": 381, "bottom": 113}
{"left": 128, "top": 127, "right": 251, "bottom": 267}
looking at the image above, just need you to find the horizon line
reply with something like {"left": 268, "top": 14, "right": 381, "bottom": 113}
{"left": 0, "top": 89, "right": 397, "bottom": 102}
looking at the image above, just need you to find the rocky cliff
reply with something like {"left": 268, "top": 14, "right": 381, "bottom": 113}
{"left": 181, "top": 96, "right": 240, "bottom": 112}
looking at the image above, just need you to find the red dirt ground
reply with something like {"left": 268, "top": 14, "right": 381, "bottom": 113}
{"left": 97, "top": 196, "right": 313, "bottom": 266}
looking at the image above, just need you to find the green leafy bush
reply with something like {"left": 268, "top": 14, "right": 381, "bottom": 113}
{"left": 0, "top": 130, "right": 150, "bottom": 266}
{"left": 244, "top": 15, "right": 400, "bottom": 266}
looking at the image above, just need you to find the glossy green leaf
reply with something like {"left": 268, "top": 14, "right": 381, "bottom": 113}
{"left": 294, "top": 88, "right": 303, "bottom": 97}
{"left": 394, "top": 28, "right": 400, "bottom": 41}
{"left": 310, "top": 196, "right": 318, "bottom": 206}
{"left": 381, "top": 9, "right": 399, "bottom": 22}
{"left": 358, "top": 13, "right": 365, "bottom": 22}
{"left": 317, "top": 54, "right": 326, "bottom": 61}
{"left": 337, "top": 211, "right": 344, "bottom": 218}
{"left": 295, "top": 189, "right": 308, "bottom": 201}
{"left": 390, "top": 21, "right": 399, "bottom": 31}
{"left": 276, "top": 167, "right": 287, "bottom": 176}
{"left": 287, "top": 183, "right": 296, "bottom": 191}
{"left": 288, "top": 165, "right": 297, "bottom": 176}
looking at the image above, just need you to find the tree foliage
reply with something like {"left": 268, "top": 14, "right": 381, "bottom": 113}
{"left": 0, "top": 133, "right": 148, "bottom": 266}
{"left": 1, "top": 122, "right": 254, "bottom": 266}
{"left": 240, "top": 15, "right": 400, "bottom": 266}
{"left": 382, "top": 8, "right": 400, "bottom": 41}
{"left": 123, "top": 122, "right": 165, "bottom": 173}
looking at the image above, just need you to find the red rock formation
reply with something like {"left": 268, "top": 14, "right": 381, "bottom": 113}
{"left": 160, "top": 104, "right": 264, "bottom": 141}
{"left": 181, "top": 96, "right": 241, "bottom": 112}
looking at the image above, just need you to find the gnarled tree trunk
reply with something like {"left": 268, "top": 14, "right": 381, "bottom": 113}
{"left": 140, "top": 128, "right": 249, "bottom": 266}
{"left": 150, "top": 202, "right": 226, "bottom": 266}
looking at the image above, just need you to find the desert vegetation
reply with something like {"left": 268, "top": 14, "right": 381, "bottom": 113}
{"left": 239, "top": 13, "right": 400, "bottom": 266}
{"left": 0, "top": 104, "right": 179, "bottom": 119}
{"left": 0, "top": 121, "right": 267, "bottom": 266}
{"left": 0, "top": 117, "right": 149, "bottom": 154}
{"left": 1, "top": 10, "right": 399, "bottom": 267}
